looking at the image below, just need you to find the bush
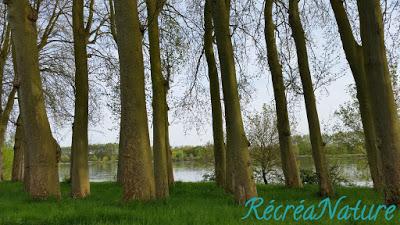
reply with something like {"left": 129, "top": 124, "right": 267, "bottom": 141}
{"left": 300, "top": 164, "right": 352, "bottom": 186}
{"left": 202, "top": 170, "right": 215, "bottom": 182}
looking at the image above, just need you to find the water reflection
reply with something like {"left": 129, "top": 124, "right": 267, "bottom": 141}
{"left": 59, "top": 155, "right": 372, "bottom": 186}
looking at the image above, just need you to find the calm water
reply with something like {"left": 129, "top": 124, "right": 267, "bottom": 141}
{"left": 59, "top": 155, "right": 372, "bottom": 186}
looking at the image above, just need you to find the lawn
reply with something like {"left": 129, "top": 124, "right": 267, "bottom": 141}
{"left": 0, "top": 182, "right": 398, "bottom": 225}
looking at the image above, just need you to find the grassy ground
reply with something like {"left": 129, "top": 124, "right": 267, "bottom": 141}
{"left": 0, "top": 182, "right": 398, "bottom": 225}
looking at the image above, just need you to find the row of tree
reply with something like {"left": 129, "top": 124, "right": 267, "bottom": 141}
{"left": 0, "top": 0, "right": 399, "bottom": 206}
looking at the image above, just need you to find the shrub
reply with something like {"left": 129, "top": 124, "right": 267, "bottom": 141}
{"left": 300, "top": 164, "right": 352, "bottom": 186}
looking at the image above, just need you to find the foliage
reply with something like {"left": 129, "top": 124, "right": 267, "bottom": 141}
{"left": 202, "top": 170, "right": 216, "bottom": 182}
{"left": 171, "top": 145, "right": 214, "bottom": 163}
{"left": 61, "top": 143, "right": 119, "bottom": 163}
{"left": 246, "top": 104, "right": 281, "bottom": 184}
{"left": 300, "top": 164, "right": 352, "bottom": 186}
{"left": 293, "top": 133, "right": 365, "bottom": 156}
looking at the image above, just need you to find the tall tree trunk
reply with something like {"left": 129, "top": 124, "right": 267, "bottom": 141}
{"left": 204, "top": 0, "right": 226, "bottom": 189}
{"left": 0, "top": 87, "right": 16, "bottom": 181}
{"left": 222, "top": 0, "right": 234, "bottom": 194}
{"left": 11, "top": 41, "right": 30, "bottom": 190}
{"left": 114, "top": 0, "right": 155, "bottom": 201}
{"left": 264, "top": 0, "right": 302, "bottom": 188}
{"left": 70, "top": 0, "right": 90, "bottom": 198}
{"left": 7, "top": 0, "right": 61, "bottom": 199}
{"left": 0, "top": 25, "right": 11, "bottom": 181}
{"left": 330, "top": 0, "right": 383, "bottom": 191}
{"left": 288, "top": 0, "right": 333, "bottom": 197}
{"left": 146, "top": 0, "right": 169, "bottom": 199}
{"left": 165, "top": 108, "right": 174, "bottom": 186}
{"left": 163, "top": 54, "right": 174, "bottom": 186}
{"left": 12, "top": 115, "right": 24, "bottom": 182}
{"left": 357, "top": 0, "right": 400, "bottom": 205}
{"left": 211, "top": 0, "right": 257, "bottom": 204}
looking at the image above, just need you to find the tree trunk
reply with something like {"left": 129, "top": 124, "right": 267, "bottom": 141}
{"left": 264, "top": 0, "right": 302, "bottom": 188}
{"left": 70, "top": 0, "right": 90, "bottom": 198}
{"left": 7, "top": 0, "right": 61, "bottom": 199}
{"left": 12, "top": 115, "right": 24, "bottom": 182}
{"left": 0, "top": 25, "right": 11, "bottom": 182}
{"left": 114, "top": 0, "right": 155, "bottom": 201}
{"left": 0, "top": 85, "right": 17, "bottom": 178}
{"left": 165, "top": 110, "right": 174, "bottom": 186}
{"left": 146, "top": 0, "right": 169, "bottom": 199}
{"left": 357, "top": 0, "right": 400, "bottom": 205}
{"left": 222, "top": 0, "right": 235, "bottom": 195}
{"left": 288, "top": 0, "right": 333, "bottom": 197}
{"left": 211, "top": 0, "right": 257, "bottom": 204}
{"left": 204, "top": 0, "right": 226, "bottom": 189}
{"left": 330, "top": 0, "right": 383, "bottom": 191}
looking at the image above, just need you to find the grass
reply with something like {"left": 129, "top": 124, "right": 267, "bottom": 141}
{"left": 0, "top": 182, "right": 398, "bottom": 225}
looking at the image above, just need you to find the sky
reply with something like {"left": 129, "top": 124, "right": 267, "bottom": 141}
{"left": 55, "top": 68, "right": 354, "bottom": 147}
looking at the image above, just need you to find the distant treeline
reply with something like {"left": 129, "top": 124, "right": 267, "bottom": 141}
{"left": 59, "top": 131, "right": 365, "bottom": 163}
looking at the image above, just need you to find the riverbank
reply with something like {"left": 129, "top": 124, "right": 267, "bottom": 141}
{"left": 0, "top": 182, "right": 396, "bottom": 225}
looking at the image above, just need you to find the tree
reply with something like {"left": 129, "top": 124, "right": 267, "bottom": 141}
{"left": 357, "top": 0, "right": 400, "bottom": 205}
{"left": 7, "top": 0, "right": 61, "bottom": 199}
{"left": 329, "top": 0, "right": 383, "bottom": 191}
{"left": 288, "top": 0, "right": 333, "bottom": 197}
{"left": 70, "top": 0, "right": 94, "bottom": 198}
{"left": 146, "top": 0, "right": 170, "bottom": 199}
{"left": 246, "top": 104, "right": 281, "bottom": 185}
{"left": 204, "top": 0, "right": 226, "bottom": 189}
{"left": 264, "top": 0, "right": 302, "bottom": 188}
{"left": 211, "top": 0, "right": 257, "bottom": 204}
{"left": 12, "top": 115, "right": 24, "bottom": 182}
{"left": 0, "top": 7, "right": 17, "bottom": 182}
{"left": 114, "top": 0, "right": 155, "bottom": 201}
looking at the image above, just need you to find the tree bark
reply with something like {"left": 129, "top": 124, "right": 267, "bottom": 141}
{"left": 288, "top": 0, "right": 333, "bottom": 197}
{"left": 330, "top": 0, "right": 383, "bottom": 191}
{"left": 114, "top": 0, "right": 155, "bottom": 201}
{"left": 146, "top": 0, "right": 169, "bottom": 199}
{"left": 165, "top": 108, "right": 174, "bottom": 186}
{"left": 211, "top": 0, "right": 257, "bottom": 204}
{"left": 357, "top": 0, "right": 400, "bottom": 205}
{"left": 264, "top": 0, "right": 302, "bottom": 188}
{"left": 0, "top": 87, "right": 16, "bottom": 181}
{"left": 12, "top": 115, "right": 24, "bottom": 182}
{"left": 204, "top": 0, "right": 226, "bottom": 189}
{"left": 0, "top": 24, "right": 11, "bottom": 182}
{"left": 70, "top": 0, "right": 90, "bottom": 198}
{"left": 7, "top": 0, "right": 61, "bottom": 199}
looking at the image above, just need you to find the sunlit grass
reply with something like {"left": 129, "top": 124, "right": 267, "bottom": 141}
{"left": 0, "top": 182, "right": 397, "bottom": 225}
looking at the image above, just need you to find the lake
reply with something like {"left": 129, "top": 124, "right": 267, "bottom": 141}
{"left": 59, "top": 155, "right": 372, "bottom": 186}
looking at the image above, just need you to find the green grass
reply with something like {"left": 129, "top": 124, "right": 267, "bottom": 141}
{"left": 0, "top": 182, "right": 398, "bottom": 225}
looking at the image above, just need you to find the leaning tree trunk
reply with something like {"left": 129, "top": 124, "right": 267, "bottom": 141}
{"left": 114, "top": 0, "right": 155, "bottom": 201}
{"left": 7, "top": 0, "right": 61, "bottom": 199}
{"left": 264, "top": 0, "right": 302, "bottom": 188}
{"left": 211, "top": 0, "right": 257, "bottom": 204}
{"left": 70, "top": 0, "right": 90, "bottom": 198}
{"left": 330, "top": 0, "right": 383, "bottom": 191}
{"left": 0, "top": 87, "right": 16, "bottom": 181}
{"left": 12, "top": 115, "right": 24, "bottom": 182}
{"left": 357, "top": 0, "right": 400, "bottom": 205}
{"left": 288, "top": 0, "right": 333, "bottom": 197}
{"left": 204, "top": 0, "right": 226, "bottom": 189}
{"left": 0, "top": 25, "right": 10, "bottom": 181}
{"left": 146, "top": 0, "right": 169, "bottom": 199}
